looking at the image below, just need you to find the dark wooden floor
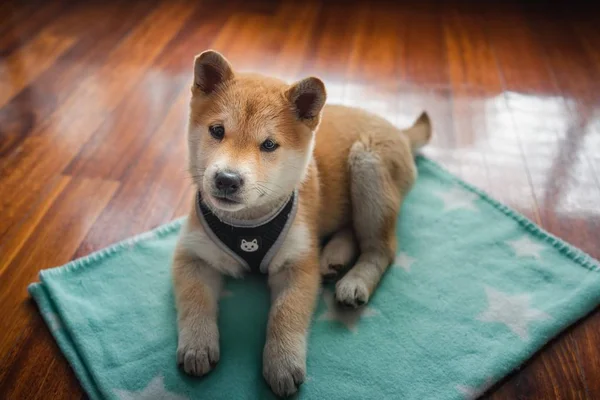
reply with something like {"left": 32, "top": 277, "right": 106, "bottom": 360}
{"left": 1, "top": 0, "right": 599, "bottom": 398}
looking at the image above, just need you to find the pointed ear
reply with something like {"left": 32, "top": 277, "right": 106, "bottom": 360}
{"left": 285, "top": 77, "right": 326, "bottom": 129}
{"left": 241, "top": 239, "right": 247, "bottom": 244}
{"left": 251, "top": 239, "right": 257, "bottom": 244}
{"left": 193, "top": 50, "right": 234, "bottom": 94}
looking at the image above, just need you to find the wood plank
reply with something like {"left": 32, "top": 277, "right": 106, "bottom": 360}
{"left": 172, "top": 185, "right": 196, "bottom": 220}
{"left": 483, "top": 3, "right": 555, "bottom": 94}
{"left": 0, "top": 311, "right": 82, "bottom": 399}
{"left": 575, "top": 16, "right": 600, "bottom": 73}
{"left": 487, "top": 334, "right": 589, "bottom": 400}
{"left": 299, "top": 0, "right": 363, "bottom": 103}
{"left": 448, "top": 86, "right": 493, "bottom": 193}
{"left": 150, "top": 0, "right": 234, "bottom": 76}
{"left": 343, "top": 2, "right": 405, "bottom": 125}
{"left": 73, "top": 90, "right": 190, "bottom": 256}
{"left": 269, "top": 1, "right": 321, "bottom": 82}
{"left": 0, "top": 0, "right": 66, "bottom": 56}
{"left": 0, "top": 0, "right": 196, "bottom": 245}
{"left": 528, "top": 15, "right": 599, "bottom": 106}
{"left": 0, "top": 177, "right": 119, "bottom": 399}
{"left": 0, "top": 176, "right": 71, "bottom": 273}
{"left": 442, "top": 4, "right": 503, "bottom": 92}
{"left": 482, "top": 4, "right": 552, "bottom": 221}
{"left": 0, "top": 29, "right": 76, "bottom": 108}
{"left": 225, "top": 2, "right": 322, "bottom": 81}
{"left": 572, "top": 310, "right": 600, "bottom": 396}
{"left": 572, "top": 18, "right": 600, "bottom": 193}
{"left": 215, "top": 14, "right": 281, "bottom": 74}
{"left": 0, "top": 1, "right": 158, "bottom": 160}
{"left": 62, "top": 70, "right": 187, "bottom": 179}
{"left": 0, "top": 1, "right": 42, "bottom": 32}
{"left": 345, "top": 2, "right": 406, "bottom": 85}
{"left": 404, "top": 1, "right": 449, "bottom": 86}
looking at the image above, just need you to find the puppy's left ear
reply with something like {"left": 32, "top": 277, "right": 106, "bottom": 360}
{"left": 193, "top": 50, "right": 234, "bottom": 95}
{"left": 285, "top": 77, "right": 327, "bottom": 130}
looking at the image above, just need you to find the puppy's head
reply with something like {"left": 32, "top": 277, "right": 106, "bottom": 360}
{"left": 187, "top": 50, "right": 326, "bottom": 213}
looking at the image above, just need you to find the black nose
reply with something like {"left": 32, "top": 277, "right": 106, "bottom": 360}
{"left": 214, "top": 171, "right": 243, "bottom": 193}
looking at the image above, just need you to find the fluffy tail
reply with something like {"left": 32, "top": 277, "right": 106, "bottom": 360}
{"left": 403, "top": 111, "right": 432, "bottom": 151}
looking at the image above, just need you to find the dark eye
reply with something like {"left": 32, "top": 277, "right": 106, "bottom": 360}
{"left": 209, "top": 125, "right": 225, "bottom": 140}
{"left": 260, "top": 139, "right": 279, "bottom": 152}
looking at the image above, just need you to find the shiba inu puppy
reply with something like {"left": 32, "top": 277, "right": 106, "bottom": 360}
{"left": 172, "top": 50, "right": 431, "bottom": 397}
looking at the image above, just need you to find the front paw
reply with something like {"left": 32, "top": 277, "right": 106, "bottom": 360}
{"left": 177, "top": 321, "right": 220, "bottom": 377}
{"left": 263, "top": 339, "right": 306, "bottom": 397}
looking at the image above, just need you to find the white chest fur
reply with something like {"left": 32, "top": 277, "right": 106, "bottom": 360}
{"left": 266, "top": 222, "right": 311, "bottom": 274}
{"left": 179, "top": 221, "right": 246, "bottom": 277}
{"left": 178, "top": 218, "right": 311, "bottom": 277}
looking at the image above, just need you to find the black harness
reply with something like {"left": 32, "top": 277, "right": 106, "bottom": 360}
{"left": 195, "top": 191, "right": 298, "bottom": 274}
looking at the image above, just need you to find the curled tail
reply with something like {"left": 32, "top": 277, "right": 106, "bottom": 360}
{"left": 403, "top": 111, "right": 432, "bottom": 151}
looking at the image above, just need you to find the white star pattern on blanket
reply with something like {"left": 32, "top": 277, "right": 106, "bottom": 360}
{"left": 477, "top": 286, "right": 551, "bottom": 340}
{"left": 456, "top": 377, "right": 494, "bottom": 400}
{"left": 114, "top": 375, "right": 187, "bottom": 400}
{"left": 507, "top": 236, "right": 545, "bottom": 259}
{"left": 317, "top": 289, "right": 378, "bottom": 333}
{"left": 434, "top": 186, "right": 479, "bottom": 212}
{"left": 393, "top": 252, "right": 415, "bottom": 272}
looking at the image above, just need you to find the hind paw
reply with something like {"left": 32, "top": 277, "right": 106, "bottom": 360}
{"left": 335, "top": 275, "right": 369, "bottom": 308}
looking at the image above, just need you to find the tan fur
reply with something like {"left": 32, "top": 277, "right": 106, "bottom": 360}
{"left": 172, "top": 240, "right": 222, "bottom": 376}
{"left": 172, "top": 50, "right": 431, "bottom": 397}
{"left": 319, "top": 227, "right": 357, "bottom": 276}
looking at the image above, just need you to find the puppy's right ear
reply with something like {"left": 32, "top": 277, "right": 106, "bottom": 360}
{"left": 285, "top": 76, "right": 327, "bottom": 130}
{"left": 193, "top": 50, "right": 234, "bottom": 95}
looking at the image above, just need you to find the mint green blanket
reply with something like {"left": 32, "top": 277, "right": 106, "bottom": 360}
{"left": 29, "top": 156, "right": 600, "bottom": 400}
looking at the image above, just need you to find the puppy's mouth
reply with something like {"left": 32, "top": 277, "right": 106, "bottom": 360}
{"left": 212, "top": 194, "right": 240, "bottom": 205}
{"left": 209, "top": 192, "right": 245, "bottom": 210}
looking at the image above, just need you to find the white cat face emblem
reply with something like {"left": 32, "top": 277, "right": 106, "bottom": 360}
{"left": 240, "top": 238, "right": 259, "bottom": 252}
